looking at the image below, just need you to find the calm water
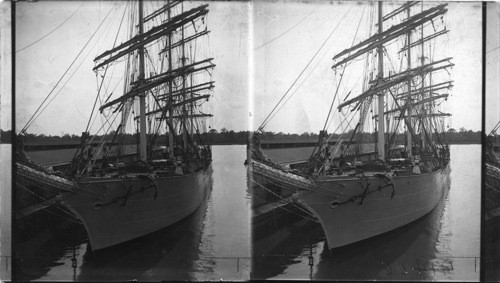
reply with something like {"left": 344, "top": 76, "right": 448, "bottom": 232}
{"left": 253, "top": 144, "right": 481, "bottom": 281}
{"left": 17, "top": 145, "right": 251, "bottom": 281}
{"left": 0, "top": 144, "right": 12, "bottom": 281}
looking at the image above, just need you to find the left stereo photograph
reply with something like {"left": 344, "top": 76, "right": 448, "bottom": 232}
{"left": 10, "top": 1, "right": 251, "bottom": 281}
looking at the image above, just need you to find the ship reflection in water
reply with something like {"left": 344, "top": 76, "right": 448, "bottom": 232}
{"left": 16, "top": 145, "right": 251, "bottom": 281}
{"left": 252, "top": 144, "right": 480, "bottom": 281}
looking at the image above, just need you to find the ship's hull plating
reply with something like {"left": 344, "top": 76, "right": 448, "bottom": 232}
{"left": 299, "top": 164, "right": 450, "bottom": 249}
{"left": 61, "top": 165, "right": 212, "bottom": 251}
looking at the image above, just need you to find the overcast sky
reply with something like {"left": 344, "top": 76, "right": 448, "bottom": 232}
{"left": 16, "top": 1, "right": 250, "bottom": 136}
{"left": 252, "top": 1, "right": 482, "bottom": 134}
{"left": 14, "top": 1, "right": 483, "bottom": 136}
{"left": 1, "top": 2, "right": 11, "bottom": 132}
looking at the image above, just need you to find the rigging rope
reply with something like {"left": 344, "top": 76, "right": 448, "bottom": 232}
{"left": 21, "top": 2, "right": 118, "bottom": 134}
{"left": 254, "top": 10, "right": 314, "bottom": 50}
{"left": 16, "top": 182, "right": 81, "bottom": 223}
{"left": 323, "top": 6, "right": 365, "bottom": 131}
{"left": 491, "top": 121, "right": 500, "bottom": 135}
{"left": 25, "top": 4, "right": 122, "bottom": 135}
{"left": 26, "top": 18, "right": 118, "bottom": 134}
{"left": 85, "top": 2, "right": 129, "bottom": 135}
{"left": 16, "top": 2, "right": 86, "bottom": 53}
{"left": 313, "top": 108, "right": 357, "bottom": 164}
{"left": 258, "top": 6, "right": 352, "bottom": 131}
{"left": 78, "top": 6, "right": 132, "bottom": 159}
{"left": 264, "top": 45, "right": 333, "bottom": 127}
{"left": 487, "top": 45, "right": 500, "bottom": 54}
{"left": 251, "top": 180, "right": 319, "bottom": 223}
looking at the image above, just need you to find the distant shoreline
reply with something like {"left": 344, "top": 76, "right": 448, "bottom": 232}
{"left": 448, "top": 141, "right": 482, "bottom": 145}
{"left": 0, "top": 129, "right": 483, "bottom": 147}
{"left": 1, "top": 140, "right": 482, "bottom": 150}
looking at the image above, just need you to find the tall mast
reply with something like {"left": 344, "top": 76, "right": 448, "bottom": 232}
{"left": 91, "top": 1, "right": 213, "bottom": 159}
{"left": 332, "top": 2, "right": 451, "bottom": 156}
{"left": 420, "top": 2, "right": 426, "bottom": 149}
{"left": 190, "top": 45, "right": 194, "bottom": 141}
{"left": 138, "top": 0, "right": 148, "bottom": 162}
{"left": 167, "top": 0, "right": 174, "bottom": 158}
{"left": 406, "top": 4, "right": 413, "bottom": 157}
{"left": 181, "top": 2, "right": 187, "bottom": 150}
{"left": 377, "top": 1, "right": 385, "bottom": 160}
{"left": 429, "top": 48, "right": 435, "bottom": 143}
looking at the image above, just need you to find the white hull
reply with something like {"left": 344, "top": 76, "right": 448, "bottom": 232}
{"left": 299, "top": 164, "right": 450, "bottom": 249}
{"left": 251, "top": 160, "right": 450, "bottom": 249}
{"left": 61, "top": 165, "right": 212, "bottom": 251}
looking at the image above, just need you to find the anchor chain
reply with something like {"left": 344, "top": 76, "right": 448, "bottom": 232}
{"left": 94, "top": 174, "right": 159, "bottom": 209}
{"left": 330, "top": 172, "right": 395, "bottom": 208}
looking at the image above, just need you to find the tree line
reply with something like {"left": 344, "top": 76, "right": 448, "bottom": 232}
{"left": 0, "top": 128, "right": 481, "bottom": 145}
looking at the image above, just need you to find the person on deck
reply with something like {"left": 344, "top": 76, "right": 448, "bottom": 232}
{"left": 412, "top": 160, "right": 421, "bottom": 174}
{"left": 175, "top": 160, "right": 183, "bottom": 175}
{"left": 338, "top": 154, "right": 348, "bottom": 175}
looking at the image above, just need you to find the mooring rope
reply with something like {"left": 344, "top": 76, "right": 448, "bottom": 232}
{"left": 16, "top": 182, "right": 81, "bottom": 224}
{"left": 251, "top": 180, "right": 319, "bottom": 223}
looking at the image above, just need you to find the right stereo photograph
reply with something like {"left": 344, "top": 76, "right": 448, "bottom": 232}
{"left": 249, "top": 0, "right": 485, "bottom": 281}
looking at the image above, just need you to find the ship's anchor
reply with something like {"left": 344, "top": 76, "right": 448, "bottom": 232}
{"left": 137, "top": 174, "right": 159, "bottom": 200}
{"left": 148, "top": 175, "right": 159, "bottom": 200}
{"left": 358, "top": 173, "right": 370, "bottom": 205}
{"left": 122, "top": 184, "right": 133, "bottom": 206}
{"left": 374, "top": 173, "right": 395, "bottom": 199}
{"left": 330, "top": 199, "right": 341, "bottom": 209}
{"left": 329, "top": 172, "right": 396, "bottom": 208}
{"left": 329, "top": 173, "right": 370, "bottom": 207}
{"left": 94, "top": 175, "right": 159, "bottom": 208}
{"left": 325, "top": 173, "right": 367, "bottom": 207}
{"left": 120, "top": 175, "right": 135, "bottom": 206}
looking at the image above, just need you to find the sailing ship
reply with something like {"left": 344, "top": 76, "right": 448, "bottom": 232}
{"left": 249, "top": 1, "right": 452, "bottom": 249}
{"left": 16, "top": 0, "right": 215, "bottom": 251}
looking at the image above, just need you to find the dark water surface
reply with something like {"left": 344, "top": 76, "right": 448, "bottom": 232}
{"left": 17, "top": 145, "right": 250, "bottom": 281}
{"left": 252, "top": 144, "right": 480, "bottom": 281}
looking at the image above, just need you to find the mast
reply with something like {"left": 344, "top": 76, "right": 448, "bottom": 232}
{"left": 406, "top": 4, "right": 413, "bottom": 157}
{"left": 181, "top": 2, "right": 187, "bottom": 150}
{"left": 332, "top": 3, "right": 448, "bottom": 69}
{"left": 429, "top": 48, "right": 435, "bottom": 143}
{"left": 167, "top": 0, "right": 174, "bottom": 158}
{"left": 377, "top": 1, "right": 385, "bottom": 160}
{"left": 92, "top": 1, "right": 214, "bottom": 159}
{"left": 375, "top": 94, "right": 449, "bottom": 117}
{"left": 329, "top": 2, "right": 451, "bottom": 161}
{"left": 420, "top": 2, "right": 426, "bottom": 149}
{"left": 138, "top": 0, "right": 148, "bottom": 162}
{"left": 190, "top": 45, "right": 194, "bottom": 142}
